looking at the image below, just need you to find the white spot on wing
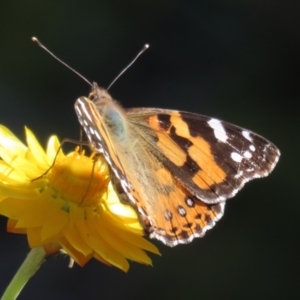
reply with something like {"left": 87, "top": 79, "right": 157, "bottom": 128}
{"left": 242, "top": 130, "right": 253, "bottom": 142}
{"left": 249, "top": 145, "right": 256, "bottom": 152}
{"left": 89, "top": 127, "right": 95, "bottom": 135}
{"left": 208, "top": 119, "right": 228, "bottom": 143}
{"left": 78, "top": 100, "right": 93, "bottom": 123}
{"left": 178, "top": 206, "right": 186, "bottom": 216}
{"left": 83, "top": 119, "right": 88, "bottom": 127}
{"left": 231, "top": 152, "right": 243, "bottom": 163}
{"left": 234, "top": 170, "right": 244, "bottom": 178}
{"left": 75, "top": 106, "right": 82, "bottom": 117}
{"left": 243, "top": 151, "right": 252, "bottom": 159}
{"left": 186, "top": 197, "right": 194, "bottom": 207}
{"left": 95, "top": 131, "right": 102, "bottom": 141}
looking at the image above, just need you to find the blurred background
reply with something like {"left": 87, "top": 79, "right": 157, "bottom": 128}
{"left": 0, "top": 1, "right": 299, "bottom": 299}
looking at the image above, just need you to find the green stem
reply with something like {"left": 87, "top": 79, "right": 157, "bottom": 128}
{"left": 1, "top": 247, "right": 46, "bottom": 300}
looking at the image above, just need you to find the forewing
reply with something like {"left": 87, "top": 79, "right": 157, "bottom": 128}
{"left": 126, "top": 107, "right": 280, "bottom": 204}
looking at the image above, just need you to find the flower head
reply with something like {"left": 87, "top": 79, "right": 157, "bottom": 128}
{"left": 0, "top": 125, "right": 159, "bottom": 271}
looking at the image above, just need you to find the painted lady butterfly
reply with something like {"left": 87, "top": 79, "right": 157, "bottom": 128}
{"left": 74, "top": 83, "right": 280, "bottom": 246}
{"left": 31, "top": 37, "right": 280, "bottom": 246}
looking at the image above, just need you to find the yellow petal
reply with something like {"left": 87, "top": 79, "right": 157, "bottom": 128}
{"left": 40, "top": 200, "right": 69, "bottom": 241}
{"left": 0, "top": 198, "right": 34, "bottom": 219}
{"left": 16, "top": 196, "right": 55, "bottom": 228}
{"left": 25, "top": 127, "right": 49, "bottom": 165}
{"left": 27, "top": 227, "right": 43, "bottom": 247}
{"left": 74, "top": 207, "right": 129, "bottom": 271}
{"left": 63, "top": 222, "right": 93, "bottom": 257}
{"left": 0, "top": 125, "right": 27, "bottom": 160}
{"left": 46, "top": 135, "right": 64, "bottom": 164}
{"left": 58, "top": 237, "right": 92, "bottom": 266}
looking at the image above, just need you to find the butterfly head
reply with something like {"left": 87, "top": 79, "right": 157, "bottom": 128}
{"left": 88, "top": 82, "right": 112, "bottom": 104}
{"left": 76, "top": 83, "right": 128, "bottom": 145}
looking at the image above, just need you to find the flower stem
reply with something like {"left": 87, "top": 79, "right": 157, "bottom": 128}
{"left": 1, "top": 247, "right": 46, "bottom": 300}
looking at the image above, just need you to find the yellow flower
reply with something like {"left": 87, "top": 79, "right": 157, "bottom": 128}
{"left": 0, "top": 125, "right": 159, "bottom": 272}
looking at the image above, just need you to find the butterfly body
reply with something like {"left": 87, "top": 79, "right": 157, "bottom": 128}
{"left": 75, "top": 83, "right": 280, "bottom": 246}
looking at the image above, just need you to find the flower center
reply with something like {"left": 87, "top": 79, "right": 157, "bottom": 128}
{"left": 48, "top": 151, "right": 110, "bottom": 206}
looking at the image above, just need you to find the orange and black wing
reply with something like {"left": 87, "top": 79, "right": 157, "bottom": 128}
{"left": 127, "top": 108, "right": 280, "bottom": 204}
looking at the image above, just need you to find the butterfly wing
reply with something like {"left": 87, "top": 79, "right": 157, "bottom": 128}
{"left": 126, "top": 107, "right": 280, "bottom": 204}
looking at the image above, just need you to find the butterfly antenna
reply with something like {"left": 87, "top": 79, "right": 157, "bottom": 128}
{"left": 32, "top": 37, "right": 93, "bottom": 87}
{"left": 107, "top": 44, "right": 149, "bottom": 90}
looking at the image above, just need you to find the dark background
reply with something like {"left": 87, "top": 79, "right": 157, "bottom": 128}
{"left": 0, "top": 1, "right": 299, "bottom": 299}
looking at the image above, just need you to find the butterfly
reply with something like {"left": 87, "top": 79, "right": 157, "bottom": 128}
{"left": 74, "top": 83, "right": 280, "bottom": 247}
